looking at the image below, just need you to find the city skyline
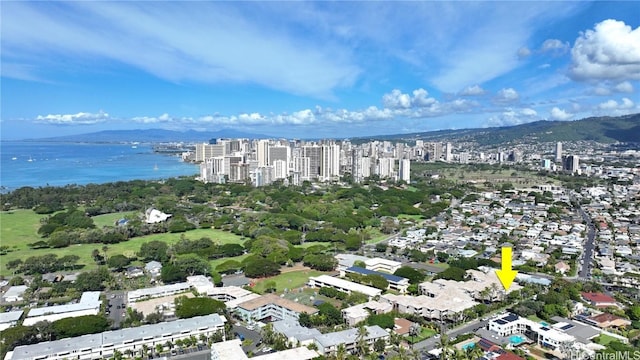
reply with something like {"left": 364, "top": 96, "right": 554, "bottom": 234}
{"left": 2, "top": 1, "right": 639, "bottom": 140}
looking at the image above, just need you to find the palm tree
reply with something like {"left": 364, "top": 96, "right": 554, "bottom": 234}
{"left": 356, "top": 324, "right": 370, "bottom": 356}
{"left": 438, "top": 334, "right": 454, "bottom": 360}
{"left": 409, "top": 323, "right": 421, "bottom": 348}
{"left": 334, "top": 344, "right": 347, "bottom": 360}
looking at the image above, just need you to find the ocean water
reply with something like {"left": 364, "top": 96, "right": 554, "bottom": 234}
{"left": 0, "top": 141, "right": 199, "bottom": 192}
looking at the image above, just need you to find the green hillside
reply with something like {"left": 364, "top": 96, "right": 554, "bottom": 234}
{"left": 358, "top": 113, "right": 640, "bottom": 145}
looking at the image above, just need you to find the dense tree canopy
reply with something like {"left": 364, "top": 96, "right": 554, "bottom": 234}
{"left": 175, "top": 297, "right": 225, "bottom": 318}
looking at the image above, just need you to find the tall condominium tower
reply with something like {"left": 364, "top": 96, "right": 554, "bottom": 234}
{"left": 555, "top": 142, "right": 562, "bottom": 162}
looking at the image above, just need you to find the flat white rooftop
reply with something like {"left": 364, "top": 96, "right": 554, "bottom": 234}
{"left": 309, "top": 275, "right": 382, "bottom": 298}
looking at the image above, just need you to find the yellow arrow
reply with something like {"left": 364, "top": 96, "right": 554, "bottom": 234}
{"left": 495, "top": 247, "right": 518, "bottom": 291}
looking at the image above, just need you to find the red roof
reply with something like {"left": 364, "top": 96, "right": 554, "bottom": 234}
{"left": 497, "top": 353, "right": 525, "bottom": 360}
{"left": 582, "top": 292, "right": 616, "bottom": 304}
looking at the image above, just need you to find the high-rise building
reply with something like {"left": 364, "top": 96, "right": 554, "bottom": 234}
{"left": 459, "top": 153, "right": 470, "bottom": 164}
{"left": 399, "top": 159, "right": 410, "bottom": 182}
{"left": 320, "top": 144, "right": 340, "bottom": 180}
{"left": 303, "top": 145, "right": 322, "bottom": 178}
{"left": 195, "top": 143, "right": 225, "bottom": 162}
{"left": 555, "top": 142, "right": 562, "bottom": 162}
{"left": 563, "top": 155, "right": 579, "bottom": 173}
{"left": 272, "top": 160, "right": 288, "bottom": 180}
{"left": 268, "top": 146, "right": 289, "bottom": 165}
{"left": 445, "top": 143, "right": 453, "bottom": 162}
{"left": 540, "top": 159, "right": 552, "bottom": 170}
{"left": 257, "top": 140, "right": 269, "bottom": 167}
{"left": 376, "top": 158, "right": 395, "bottom": 178}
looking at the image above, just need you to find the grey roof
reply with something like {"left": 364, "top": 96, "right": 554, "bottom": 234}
{"left": 2, "top": 285, "right": 28, "bottom": 299}
{"left": 28, "top": 292, "right": 100, "bottom": 317}
{"left": 0, "top": 310, "right": 24, "bottom": 324}
{"left": 272, "top": 319, "right": 321, "bottom": 342}
{"left": 314, "top": 325, "right": 388, "bottom": 348}
{"left": 11, "top": 314, "right": 226, "bottom": 359}
{"left": 346, "top": 266, "right": 407, "bottom": 283}
{"left": 550, "top": 317, "right": 600, "bottom": 342}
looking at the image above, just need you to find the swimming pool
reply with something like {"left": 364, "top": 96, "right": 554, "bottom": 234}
{"left": 509, "top": 335, "right": 526, "bottom": 345}
{"left": 540, "top": 321, "right": 550, "bottom": 327}
{"left": 461, "top": 342, "right": 476, "bottom": 350}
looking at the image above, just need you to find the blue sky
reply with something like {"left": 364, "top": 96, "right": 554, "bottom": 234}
{"left": 1, "top": 1, "right": 639, "bottom": 140}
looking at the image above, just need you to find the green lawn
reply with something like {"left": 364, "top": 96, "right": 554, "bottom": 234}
{"left": 211, "top": 254, "right": 251, "bottom": 270}
{"left": 0, "top": 209, "right": 246, "bottom": 276}
{"left": 366, "top": 228, "right": 391, "bottom": 244}
{"left": 92, "top": 211, "right": 138, "bottom": 228}
{"left": 1, "top": 209, "right": 47, "bottom": 250}
{"left": 596, "top": 334, "right": 620, "bottom": 346}
{"left": 407, "top": 327, "right": 437, "bottom": 344}
{"left": 250, "top": 269, "right": 326, "bottom": 294}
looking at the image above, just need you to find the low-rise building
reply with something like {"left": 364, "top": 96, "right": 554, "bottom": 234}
{"left": 271, "top": 319, "right": 321, "bottom": 346}
{"left": 2, "top": 285, "right": 27, "bottom": 303}
{"left": 24, "top": 292, "right": 101, "bottom": 326}
{"left": 9, "top": 314, "right": 226, "bottom": 360}
{"left": 487, "top": 313, "right": 575, "bottom": 351}
{"left": 235, "top": 294, "right": 318, "bottom": 323}
{"left": 581, "top": 292, "right": 619, "bottom": 308}
{"left": 308, "top": 275, "right": 382, "bottom": 299}
{"left": 343, "top": 266, "right": 409, "bottom": 293}
{"left": 0, "top": 310, "right": 23, "bottom": 331}
{"left": 364, "top": 258, "right": 402, "bottom": 274}
{"left": 127, "top": 283, "right": 191, "bottom": 303}
{"left": 341, "top": 301, "right": 393, "bottom": 327}
{"left": 313, "top": 325, "right": 389, "bottom": 355}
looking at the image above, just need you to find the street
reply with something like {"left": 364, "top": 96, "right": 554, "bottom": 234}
{"left": 577, "top": 206, "right": 595, "bottom": 279}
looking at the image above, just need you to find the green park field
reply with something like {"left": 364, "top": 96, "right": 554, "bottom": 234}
{"left": 249, "top": 268, "right": 326, "bottom": 294}
{"left": 0, "top": 209, "right": 245, "bottom": 276}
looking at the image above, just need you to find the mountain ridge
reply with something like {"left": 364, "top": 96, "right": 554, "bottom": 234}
{"left": 17, "top": 113, "right": 640, "bottom": 145}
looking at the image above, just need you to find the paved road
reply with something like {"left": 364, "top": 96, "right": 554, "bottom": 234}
{"left": 577, "top": 206, "right": 596, "bottom": 279}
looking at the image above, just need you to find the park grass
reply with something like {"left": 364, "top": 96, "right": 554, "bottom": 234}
{"left": 0, "top": 208, "right": 245, "bottom": 276}
{"left": 250, "top": 269, "right": 326, "bottom": 294}
{"left": 298, "top": 241, "right": 331, "bottom": 249}
{"left": 1, "top": 209, "right": 47, "bottom": 250}
{"left": 91, "top": 211, "right": 138, "bottom": 228}
{"left": 282, "top": 287, "right": 342, "bottom": 308}
{"left": 366, "top": 228, "right": 390, "bottom": 244}
{"left": 210, "top": 254, "right": 251, "bottom": 270}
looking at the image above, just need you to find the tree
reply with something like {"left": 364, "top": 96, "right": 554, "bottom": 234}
{"left": 373, "top": 338, "right": 386, "bottom": 353}
{"left": 138, "top": 240, "right": 169, "bottom": 262}
{"left": 52, "top": 315, "right": 109, "bottom": 338}
{"left": 107, "top": 254, "right": 131, "bottom": 270}
{"left": 175, "top": 297, "right": 225, "bottom": 318}
{"left": 59, "top": 254, "right": 80, "bottom": 270}
{"left": 5, "top": 259, "right": 23, "bottom": 275}
{"left": 8, "top": 276, "right": 25, "bottom": 286}
{"left": 367, "top": 313, "right": 395, "bottom": 329}
{"left": 393, "top": 266, "right": 425, "bottom": 284}
{"left": 75, "top": 268, "right": 110, "bottom": 291}
{"left": 316, "top": 303, "right": 342, "bottom": 326}
{"left": 215, "top": 260, "right": 242, "bottom": 274}
{"left": 435, "top": 266, "right": 466, "bottom": 281}
{"left": 174, "top": 254, "right": 211, "bottom": 276}
{"left": 244, "top": 258, "right": 280, "bottom": 278}
{"left": 375, "top": 243, "right": 387, "bottom": 253}
{"left": 356, "top": 324, "right": 369, "bottom": 356}
{"left": 161, "top": 263, "right": 187, "bottom": 283}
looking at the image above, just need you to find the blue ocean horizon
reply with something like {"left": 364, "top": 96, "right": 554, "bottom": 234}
{"left": 0, "top": 141, "right": 200, "bottom": 192}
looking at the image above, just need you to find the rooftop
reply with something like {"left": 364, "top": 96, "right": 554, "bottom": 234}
{"left": 581, "top": 292, "right": 616, "bottom": 304}
{"left": 12, "top": 314, "right": 227, "bottom": 359}
{"left": 0, "top": 310, "right": 24, "bottom": 324}
{"left": 27, "top": 292, "right": 101, "bottom": 317}
{"left": 271, "top": 319, "right": 321, "bottom": 342}
{"left": 310, "top": 275, "right": 382, "bottom": 298}
{"left": 237, "top": 294, "right": 318, "bottom": 315}
{"left": 314, "top": 325, "right": 389, "bottom": 348}
{"left": 253, "top": 347, "right": 318, "bottom": 360}
{"left": 346, "top": 266, "right": 408, "bottom": 283}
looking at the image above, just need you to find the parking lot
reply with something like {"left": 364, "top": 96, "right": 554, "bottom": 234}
{"left": 106, "top": 291, "right": 126, "bottom": 328}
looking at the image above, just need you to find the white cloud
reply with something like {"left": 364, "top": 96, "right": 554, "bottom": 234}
{"left": 614, "top": 81, "right": 634, "bottom": 93}
{"left": 382, "top": 89, "right": 412, "bottom": 109}
{"left": 2, "top": 2, "right": 360, "bottom": 98}
{"left": 570, "top": 19, "right": 640, "bottom": 81}
{"left": 549, "top": 107, "right": 573, "bottom": 121}
{"left": 518, "top": 47, "right": 532, "bottom": 58}
{"left": 132, "top": 113, "right": 173, "bottom": 124}
{"left": 597, "top": 98, "right": 635, "bottom": 116}
{"left": 495, "top": 88, "right": 520, "bottom": 103}
{"left": 35, "top": 111, "right": 109, "bottom": 125}
{"left": 540, "top": 38, "right": 569, "bottom": 53}
{"left": 591, "top": 87, "right": 611, "bottom": 96}
{"left": 459, "top": 85, "right": 486, "bottom": 96}
{"left": 382, "top": 89, "right": 436, "bottom": 109}
{"left": 538, "top": 63, "right": 551, "bottom": 69}
{"left": 486, "top": 107, "right": 538, "bottom": 127}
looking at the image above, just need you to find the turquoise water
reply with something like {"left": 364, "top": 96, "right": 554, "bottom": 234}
{"left": 540, "top": 321, "right": 550, "bottom": 327}
{"left": 0, "top": 141, "right": 199, "bottom": 191}
{"left": 461, "top": 342, "right": 476, "bottom": 350}
{"left": 509, "top": 335, "right": 525, "bottom": 345}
